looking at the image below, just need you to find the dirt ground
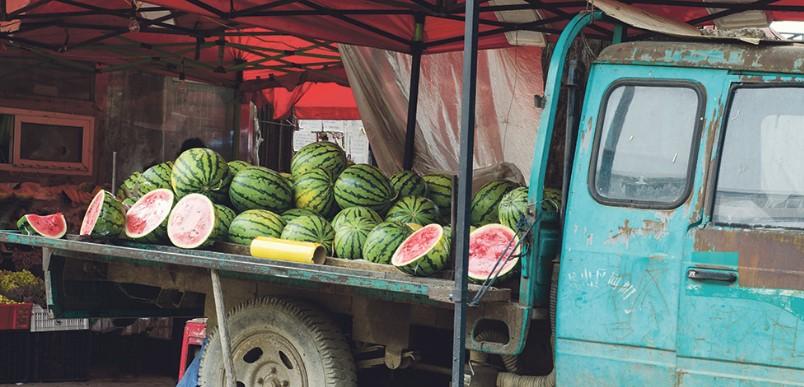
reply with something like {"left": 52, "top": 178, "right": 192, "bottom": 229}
{"left": 0, "top": 376, "right": 175, "bottom": 387}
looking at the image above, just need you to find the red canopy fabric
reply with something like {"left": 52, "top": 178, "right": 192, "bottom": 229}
{"left": 294, "top": 83, "right": 360, "bottom": 120}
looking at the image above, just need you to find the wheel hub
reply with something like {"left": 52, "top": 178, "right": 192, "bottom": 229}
{"left": 228, "top": 330, "right": 308, "bottom": 387}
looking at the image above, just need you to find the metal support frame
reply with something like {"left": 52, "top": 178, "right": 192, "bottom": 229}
{"left": 210, "top": 269, "right": 237, "bottom": 387}
{"left": 451, "top": 0, "right": 480, "bottom": 385}
{"left": 403, "top": 14, "right": 425, "bottom": 171}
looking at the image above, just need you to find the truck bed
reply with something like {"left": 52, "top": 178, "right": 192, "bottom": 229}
{"left": 0, "top": 231, "right": 511, "bottom": 305}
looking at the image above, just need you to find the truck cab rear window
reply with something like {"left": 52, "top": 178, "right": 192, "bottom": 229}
{"left": 591, "top": 82, "right": 701, "bottom": 207}
{"left": 714, "top": 86, "right": 804, "bottom": 229}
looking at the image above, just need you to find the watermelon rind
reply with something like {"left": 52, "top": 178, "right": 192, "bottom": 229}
{"left": 80, "top": 190, "right": 125, "bottom": 238}
{"left": 391, "top": 223, "right": 449, "bottom": 277}
{"left": 117, "top": 172, "right": 144, "bottom": 201}
{"left": 333, "top": 221, "right": 374, "bottom": 260}
{"left": 467, "top": 224, "right": 520, "bottom": 284}
{"left": 124, "top": 188, "right": 175, "bottom": 242}
{"left": 291, "top": 141, "right": 347, "bottom": 178}
{"left": 470, "top": 180, "right": 519, "bottom": 226}
{"left": 389, "top": 171, "right": 426, "bottom": 198}
{"left": 167, "top": 193, "right": 220, "bottom": 249}
{"left": 281, "top": 208, "right": 318, "bottom": 224}
{"left": 385, "top": 196, "right": 439, "bottom": 225}
{"left": 422, "top": 174, "right": 453, "bottom": 223}
{"left": 227, "top": 209, "right": 286, "bottom": 246}
{"left": 498, "top": 187, "right": 529, "bottom": 231}
{"left": 294, "top": 168, "right": 336, "bottom": 217}
{"left": 171, "top": 148, "right": 229, "bottom": 199}
{"left": 139, "top": 161, "right": 174, "bottom": 193}
{"left": 334, "top": 164, "right": 395, "bottom": 213}
{"left": 281, "top": 215, "right": 336, "bottom": 255}
{"left": 214, "top": 204, "right": 236, "bottom": 238}
{"left": 229, "top": 166, "right": 293, "bottom": 213}
{"left": 16, "top": 213, "right": 67, "bottom": 239}
{"left": 362, "top": 221, "right": 412, "bottom": 265}
{"left": 227, "top": 160, "right": 252, "bottom": 176}
{"left": 331, "top": 207, "right": 383, "bottom": 232}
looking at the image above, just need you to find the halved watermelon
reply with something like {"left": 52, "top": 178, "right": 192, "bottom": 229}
{"left": 80, "top": 190, "right": 125, "bottom": 238}
{"left": 391, "top": 223, "right": 449, "bottom": 277}
{"left": 167, "top": 193, "right": 219, "bottom": 249}
{"left": 17, "top": 213, "right": 67, "bottom": 239}
{"left": 125, "top": 189, "right": 175, "bottom": 242}
{"left": 467, "top": 224, "right": 520, "bottom": 284}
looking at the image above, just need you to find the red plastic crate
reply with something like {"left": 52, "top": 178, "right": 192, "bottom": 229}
{"left": 0, "top": 303, "right": 33, "bottom": 331}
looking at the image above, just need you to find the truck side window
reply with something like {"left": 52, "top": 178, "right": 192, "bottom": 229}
{"left": 714, "top": 86, "right": 804, "bottom": 229}
{"left": 591, "top": 82, "right": 701, "bottom": 207}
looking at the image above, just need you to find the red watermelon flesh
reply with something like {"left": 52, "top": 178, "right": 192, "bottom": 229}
{"left": 467, "top": 224, "right": 520, "bottom": 282}
{"left": 80, "top": 190, "right": 104, "bottom": 236}
{"left": 125, "top": 189, "right": 174, "bottom": 238}
{"left": 393, "top": 224, "right": 441, "bottom": 264}
{"left": 19, "top": 213, "right": 67, "bottom": 238}
{"left": 167, "top": 193, "right": 216, "bottom": 249}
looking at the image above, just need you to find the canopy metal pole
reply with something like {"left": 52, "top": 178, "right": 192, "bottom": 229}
{"left": 403, "top": 14, "right": 425, "bottom": 171}
{"left": 451, "top": 0, "right": 479, "bottom": 385}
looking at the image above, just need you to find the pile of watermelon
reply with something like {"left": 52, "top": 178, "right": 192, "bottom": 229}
{"left": 60, "top": 141, "right": 561, "bottom": 281}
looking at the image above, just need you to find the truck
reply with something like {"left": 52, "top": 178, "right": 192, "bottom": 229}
{"left": 1, "top": 4, "right": 802, "bottom": 387}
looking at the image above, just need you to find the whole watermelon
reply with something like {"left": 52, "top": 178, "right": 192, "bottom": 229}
{"left": 334, "top": 164, "right": 395, "bottom": 213}
{"left": 291, "top": 141, "right": 347, "bottom": 178}
{"left": 281, "top": 215, "right": 336, "bottom": 255}
{"left": 214, "top": 204, "right": 237, "bottom": 237}
{"left": 334, "top": 221, "right": 374, "bottom": 260}
{"left": 423, "top": 174, "right": 453, "bottom": 223}
{"left": 227, "top": 209, "right": 286, "bottom": 246}
{"left": 471, "top": 180, "right": 519, "bottom": 226}
{"left": 294, "top": 168, "right": 336, "bottom": 217}
{"left": 229, "top": 167, "right": 293, "bottom": 213}
{"left": 140, "top": 161, "right": 174, "bottom": 193}
{"left": 390, "top": 171, "right": 426, "bottom": 198}
{"left": 385, "top": 196, "right": 439, "bottom": 225}
{"left": 227, "top": 160, "right": 252, "bottom": 176}
{"left": 171, "top": 148, "right": 230, "bottom": 199}
{"left": 362, "top": 221, "right": 412, "bottom": 265}
{"left": 117, "top": 172, "right": 144, "bottom": 201}
{"left": 498, "top": 187, "right": 529, "bottom": 231}
{"left": 331, "top": 206, "right": 383, "bottom": 232}
{"left": 281, "top": 208, "right": 318, "bottom": 224}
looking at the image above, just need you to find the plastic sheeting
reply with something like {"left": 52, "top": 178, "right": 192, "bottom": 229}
{"left": 340, "top": 44, "right": 543, "bottom": 180}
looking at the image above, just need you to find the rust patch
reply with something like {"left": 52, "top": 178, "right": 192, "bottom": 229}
{"left": 691, "top": 102, "right": 724, "bottom": 224}
{"left": 694, "top": 228, "right": 804, "bottom": 291}
{"left": 607, "top": 217, "right": 668, "bottom": 246}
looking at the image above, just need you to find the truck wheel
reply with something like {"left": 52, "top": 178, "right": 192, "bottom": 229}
{"left": 199, "top": 297, "right": 357, "bottom": 387}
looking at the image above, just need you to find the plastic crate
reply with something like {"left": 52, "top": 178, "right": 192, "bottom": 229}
{"left": 0, "top": 331, "right": 32, "bottom": 383}
{"left": 0, "top": 302, "right": 33, "bottom": 331}
{"left": 31, "top": 330, "right": 91, "bottom": 382}
{"left": 30, "top": 304, "right": 89, "bottom": 332}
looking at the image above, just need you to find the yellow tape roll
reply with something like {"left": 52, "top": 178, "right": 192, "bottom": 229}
{"left": 249, "top": 237, "right": 326, "bottom": 265}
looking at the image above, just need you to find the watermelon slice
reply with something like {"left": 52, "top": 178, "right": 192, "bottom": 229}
{"left": 125, "top": 189, "right": 175, "bottom": 242}
{"left": 391, "top": 223, "right": 449, "bottom": 277}
{"left": 17, "top": 213, "right": 67, "bottom": 239}
{"left": 467, "top": 224, "right": 520, "bottom": 284}
{"left": 80, "top": 190, "right": 125, "bottom": 238}
{"left": 167, "top": 193, "right": 219, "bottom": 249}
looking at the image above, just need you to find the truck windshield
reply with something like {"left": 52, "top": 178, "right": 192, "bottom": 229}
{"left": 714, "top": 86, "right": 804, "bottom": 229}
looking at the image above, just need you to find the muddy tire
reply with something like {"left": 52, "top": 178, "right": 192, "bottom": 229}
{"left": 199, "top": 297, "right": 357, "bottom": 387}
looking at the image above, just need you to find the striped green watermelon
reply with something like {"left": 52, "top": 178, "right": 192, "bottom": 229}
{"left": 334, "top": 164, "right": 395, "bottom": 213}
{"left": 280, "top": 172, "right": 294, "bottom": 182}
{"left": 471, "top": 180, "right": 519, "bottom": 226}
{"left": 121, "top": 197, "right": 137, "bottom": 210}
{"left": 229, "top": 167, "right": 293, "bottom": 213}
{"left": 227, "top": 209, "right": 286, "bottom": 246}
{"left": 171, "top": 148, "right": 229, "bottom": 199}
{"left": 291, "top": 141, "right": 347, "bottom": 178}
{"left": 167, "top": 193, "right": 220, "bottom": 249}
{"left": 331, "top": 206, "right": 383, "bottom": 232}
{"left": 281, "top": 208, "right": 318, "bottom": 224}
{"left": 139, "top": 161, "right": 174, "bottom": 193}
{"left": 209, "top": 167, "right": 234, "bottom": 204}
{"left": 391, "top": 223, "right": 449, "bottom": 277}
{"left": 333, "top": 221, "right": 374, "bottom": 259}
{"left": 228, "top": 160, "right": 252, "bottom": 176}
{"left": 124, "top": 188, "right": 175, "bottom": 243}
{"left": 468, "top": 224, "right": 520, "bottom": 284}
{"left": 385, "top": 196, "right": 439, "bottom": 225}
{"left": 281, "top": 215, "right": 335, "bottom": 255}
{"left": 498, "top": 187, "right": 529, "bottom": 231}
{"left": 423, "top": 174, "right": 453, "bottom": 223}
{"left": 117, "top": 172, "right": 143, "bottom": 201}
{"left": 390, "top": 171, "right": 426, "bottom": 198}
{"left": 80, "top": 190, "right": 125, "bottom": 238}
{"left": 214, "top": 204, "right": 236, "bottom": 236}
{"left": 17, "top": 213, "right": 66, "bottom": 239}
{"left": 362, "top": 221, "right": 412, "bottom": 264}
{"left": 543, "top": 187, "right": 561, "bottom": 211}
{"left": 294, "top": 168, "right": 336, "bottom": 217}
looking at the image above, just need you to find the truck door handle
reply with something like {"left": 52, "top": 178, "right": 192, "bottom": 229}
{"left": 687, "top": 268, "right": 737, "bottom": 283}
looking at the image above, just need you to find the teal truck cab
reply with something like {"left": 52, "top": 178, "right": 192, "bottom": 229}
{"left": 1, "top": 9, "right": 802, "bottom": 387}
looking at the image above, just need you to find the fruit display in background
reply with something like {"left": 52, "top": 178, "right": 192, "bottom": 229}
{"left": 497, "top": 187, "right": 529, "bottom": 231}
{"left": 422, "top": 174, "right": 453, "bottom": 223}
{"left": 229, "top": 166, "right": 293, "bottom": 213}
{"left": 139, "top": 161, "right": 174, "bottom": 193}
{"left": 117, "top": 172, "right": 144, "bottom": 201}
{"left": 290, "top": 141, "right": 347, "bottom": 178}
{"left": 385, "top": 196, "right": 439, "bottom": 225}
{"left": 227, "top": 209, "right": 286, "bottom": 246}
{"left": 389, "top": 171, "right": 426, "bottom": 198}
{"left": 391, "top": 223, "right": 450, "bottom": 277}
{"left": 470, "top": 180, "right": 519, "bottom": 226}
{"left": 171, "top": 148, "right": 230, "bottom": 200}
{"left": 334, "top": 164, "right": 395, "bottom": 213}
{"left": 16, "top": 213, "right": 67, "bottom": 239}
{"left": 227, "top": 160, "right": 252, "bottom": 176}
{"left": 80, "top": 190, "right": 126, "bottom": 238}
